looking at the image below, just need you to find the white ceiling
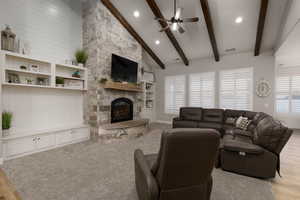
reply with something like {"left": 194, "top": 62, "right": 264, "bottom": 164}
{"left": 110, "top": 0, "right": 288, "bottom": 67}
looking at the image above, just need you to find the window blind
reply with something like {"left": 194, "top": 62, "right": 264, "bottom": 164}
{"left": 189, "top": 72, "right": 215, "bottom": 108}
{"left": 219, "top": 68, "right": 253, "bottom": 110}
{"left": 276, "top": 66, "right": 300, "bottom": 113}
{"left": 165, "top": 75, "right": 186, "bottom": 114}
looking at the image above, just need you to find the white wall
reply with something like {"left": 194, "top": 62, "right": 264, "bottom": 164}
{"left": 277, "top": 0, "right": 300, "bottom": 49}
{"left": 0, "top": 0, "right": 84, "bottom": 136}
{"left": 3, "top": 87, "right": 84, "bottom": 133}
{"left": 275, "top": 16, "right": 300, "bottom": 129}
{"left": 155, "top": 52, "right": 275, "bottom": 122}
{"left": 0, "top": 0, "right": 82, "bottom": 63}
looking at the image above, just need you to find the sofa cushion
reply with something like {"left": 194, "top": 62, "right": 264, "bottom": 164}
{"left": 203, "top": 109, "right": 224, "bottom": 123}
{"left": 243, "top": 111, "right": 257, "bottom": 120}
{"left": 253, "top": 117, "right": 288, "bottom": 153}
{"left": 180, "top": 107, "right": 202, "bottom": 121}
{"left": 252, "top": 112, "right": 269, "bottom": 125}
{"left": 225, "top": 128, "right": 253, "bottom": 138}
{"left": 224, "top": 109, "right": 245, "bottom": 119}
{"left": 223, "top": 139, "right": 264, "bottom": 155}
{"left": 225, "top": 117, "right": 236, "bottom": 125}
{"left": 198, "top": 122, "right": 223, "bottom": 130}
{"left": 236, "top": 116, "right": 252, "bottom": 130}
{"left": 173, "top": 120, "right": 198, "bottom": 128}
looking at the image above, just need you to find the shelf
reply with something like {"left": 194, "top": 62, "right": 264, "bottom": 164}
{"left": 1, "top": 50, "right": 51, "bottom": 64}
{"left": 3, "top": 82, "right": 51, "bottom": 88}
{"left": 2, "top": 124, "right": 89, "bottom": 141}
{"left": 56, "top": 63, "right": 85, "bottom": 71}
{"left": 2, "top": 82, "right": 87, "bottom": 91}
{"left": 56, "top": 75, "right": 84, "bottom": 80}
{"left": 5, "top": 68, "right": 51, "bottom": 76}
{"left": 102, "top": 81, "right": 143, "bottom": 92}
{"left": 54, "top": 86, "right": 87, "bottom": 91}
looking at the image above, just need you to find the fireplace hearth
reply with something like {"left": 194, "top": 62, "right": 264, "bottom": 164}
{"left": 111, "top": 98, "right": 133, "bottom": 123}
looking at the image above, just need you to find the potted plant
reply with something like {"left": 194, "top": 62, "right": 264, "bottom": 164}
{"left": 2, "top": 111, "right": 12, "bottom": 137}
{"left": 75, "top": 49, "right": 88, "bottom": 67}
{"left": 99, "top": 78, "right": 108, "bottom": 84}
{"left": 56, "top": 77, "right": 65, "bottom": 87}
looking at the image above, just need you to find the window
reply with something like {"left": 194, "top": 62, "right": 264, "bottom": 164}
{"left": 189, "top": 72, "right": 215, "bottom": 108}
{"left": 165, "top": 75, "right": 186, "bottom": 114}
{"left": 276, "top": 66, "right": 300, "bottom": 113}
{"left": 219, "top": 68, "right": 253, "bottom": 110}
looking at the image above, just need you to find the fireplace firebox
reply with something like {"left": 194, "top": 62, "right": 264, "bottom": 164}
{"left": 111, "top": 98, "right": 133, "bottom": 123}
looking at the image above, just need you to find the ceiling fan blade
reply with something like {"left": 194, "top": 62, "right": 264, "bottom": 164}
{"left": 181, "top": 17, "right": 199, "bottom": 23}
{"left": 178, "top": 24, "right": 185, "bottom": 34}
{"left": 175, "top": 8, "right": 182, "bottom": 20}
{"left": 159, "top": 25, "right": 170, "bottom": 32}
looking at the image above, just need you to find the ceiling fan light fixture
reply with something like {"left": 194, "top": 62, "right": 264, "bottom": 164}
{"left": 172, "top": 23, "right": 178, "bottom": 31}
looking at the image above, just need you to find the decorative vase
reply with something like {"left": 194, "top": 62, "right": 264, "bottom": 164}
{"left": 3, "top": 129, "right": 10, "bottom": 137}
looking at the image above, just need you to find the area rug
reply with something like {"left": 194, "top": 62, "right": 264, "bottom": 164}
{"left": 2, "top": 124, "right": 274, "bottom": 200}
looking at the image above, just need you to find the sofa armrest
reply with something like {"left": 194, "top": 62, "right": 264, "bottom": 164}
{"left": 134, "top": 149, "right": 159, "bottom": 200}
{"left": 223, "top": 140, "right": 264, "bottom": 155}
{"left": 173, "top": 117, "right": 180, "bottom": 121}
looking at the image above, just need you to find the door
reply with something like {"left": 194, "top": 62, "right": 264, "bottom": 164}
{"left": 36, "top": 134, "right": 56, "bottom": 150}
{"left": 5, "top": 136, "right": 36, "bottom": 157}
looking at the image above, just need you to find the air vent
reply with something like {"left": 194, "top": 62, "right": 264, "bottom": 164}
{"left": 225, "top": 48, "right": 236, "bottom": 52}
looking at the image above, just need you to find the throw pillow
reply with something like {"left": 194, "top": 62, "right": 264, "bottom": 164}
{"left": 236, "top": 116, "right": 252, "bottom": 130}
{"left": 225, "top": 117, "right": 236, "bottom": 125}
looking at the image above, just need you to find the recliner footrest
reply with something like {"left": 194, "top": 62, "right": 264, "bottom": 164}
{"left": 223, "top": 140, "right": 264, "bottom": 155}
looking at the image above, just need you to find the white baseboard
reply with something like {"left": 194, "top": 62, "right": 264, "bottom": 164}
{"left": 154, "top": 120, "right": 172, "bottom": 125}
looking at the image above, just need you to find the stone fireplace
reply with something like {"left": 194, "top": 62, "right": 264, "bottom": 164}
{"left": 82, "top": 0, "right": 152, "bottom": 139}
{"left": 111, "top": 98, "right": 133, "bottom": 123}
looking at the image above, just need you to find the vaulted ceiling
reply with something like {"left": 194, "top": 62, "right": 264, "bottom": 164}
{"left": 108, "top": 0, "right": 288, "bottom": 68}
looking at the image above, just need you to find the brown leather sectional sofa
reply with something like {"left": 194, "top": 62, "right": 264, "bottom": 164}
{"left": 173, "top": 107, "right": 293, "bottom": 179}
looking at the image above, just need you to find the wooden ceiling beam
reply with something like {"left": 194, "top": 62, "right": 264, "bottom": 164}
{"left": 101, "top": 0, "right": 165, "bottom": 69}
{"left": 145, "top": 0, "right": 189, "bottom": 66}
{"left": 254, "top": 0, "right": 269, "bottom": 56}
{"left": 199, "top": 0, "right": 220, "bottom": 62}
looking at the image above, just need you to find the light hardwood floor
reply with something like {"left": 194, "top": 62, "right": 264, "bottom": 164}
{"left": 271, "top": 132, "right": 300, "bottom": 200}
{"left": 0, "top": 168, "right": 21, "bottom": 200}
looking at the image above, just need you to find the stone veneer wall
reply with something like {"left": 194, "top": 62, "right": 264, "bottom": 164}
{"left": 82, "top": 0, "right": 144, "bottom": 139}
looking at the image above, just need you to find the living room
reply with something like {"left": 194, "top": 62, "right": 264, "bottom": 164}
{"left": 0, "top": 0, "right": 299, "bottom": 200}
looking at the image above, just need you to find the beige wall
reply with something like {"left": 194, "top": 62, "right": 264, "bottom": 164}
{"left": 155, "top": 51, "right": 275, "bottom": 122}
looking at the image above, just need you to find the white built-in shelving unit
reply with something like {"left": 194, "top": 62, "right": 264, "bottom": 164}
{"left": 0, "top": 50, "right": 90, "bottom": 162}
{"left": 0, "top": 50, "right": 88, "bottom": 91}
{"left": 141, "top": 81, "right": 156, "bottom": 122}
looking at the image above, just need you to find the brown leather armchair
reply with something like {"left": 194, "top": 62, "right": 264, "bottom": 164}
{"left": 134, "top": 128, "right": 220, "bottom": 200}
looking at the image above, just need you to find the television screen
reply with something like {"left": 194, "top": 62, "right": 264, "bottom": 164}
{"left": 111, "top": 54, "right": 138, "bottom": 83}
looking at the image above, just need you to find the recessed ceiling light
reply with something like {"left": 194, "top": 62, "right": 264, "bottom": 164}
{"left": 155, "top": 40, "right": 160, "bottom": 45}
{"left": 235, "top": 17, "right": 243, "bottom": 24}
{"left": 133, "top": 10, "right": 140, "bottom": 18}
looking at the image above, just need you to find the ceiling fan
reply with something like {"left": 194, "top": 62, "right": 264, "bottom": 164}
{"left": 155, "top": 0, "right": 199, "bottom": 34}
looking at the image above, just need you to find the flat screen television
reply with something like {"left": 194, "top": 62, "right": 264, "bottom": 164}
{"left": 111, "top": 54, "right": 138, "bottom": 83}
